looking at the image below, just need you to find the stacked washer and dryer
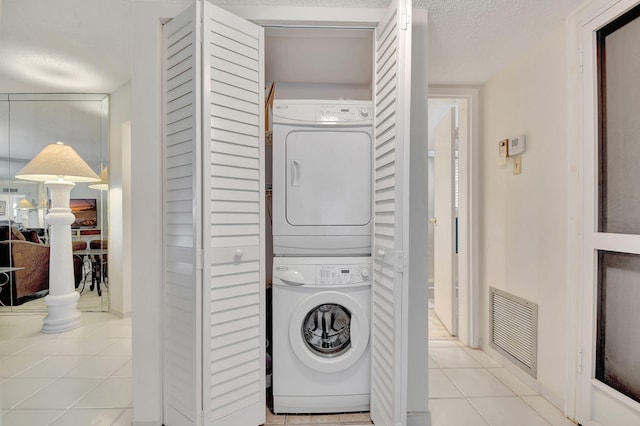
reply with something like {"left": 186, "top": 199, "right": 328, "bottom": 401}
{"left": 271, "top": 99, "right": 374, "bottom": 414}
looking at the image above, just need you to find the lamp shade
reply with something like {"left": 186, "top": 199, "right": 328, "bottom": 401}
{"left": 88, "top": 166, "right": 109, "bottom": 190}
{"left": 17, "top": 199, "right": 35, "bottom": 209}
{"left": 15, "top": 142, "right": 100, "bottom": 183}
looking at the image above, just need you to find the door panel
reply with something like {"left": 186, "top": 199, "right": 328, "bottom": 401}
{"left": 163, "top": 3, "right": 202, "bottom": 425}
{"left": 202, "top": 3, "right": 265, "bottom": 426}
{"left": 370, "top": 0, "right": 412, "bottom": 425}
{"left": 433, "top": 107, "right": 456, "bottom": 335}
{"left": 577, "top": 1, "right": 640, "bottom": 424}
{"left": 163, "top": 3, "right": 265, "bottom": 426}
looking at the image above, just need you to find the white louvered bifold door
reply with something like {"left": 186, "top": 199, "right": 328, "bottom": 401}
{"left": 201, "top": 3, "right": 266, "bottom": 426}
{"left": 370, "top": 0, "right": 412, "bottom": 425}
{"left": 163, "top": 3, "right": 203, "bottom": 425}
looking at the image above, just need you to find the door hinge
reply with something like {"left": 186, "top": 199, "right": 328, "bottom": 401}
{"left": 196, "top": 249, "right": 204, "bottom": 270}
{"left": 400, "top": 10, "right": 411, "bottom": 30}
{"left": 395, "top": 251, "right": 408, "bottom": 272}
{"left": 577, "top": 347, "right": 583, "bottom": 375}
{"left": 579, "top": 47, "right": 583, "bottom": 74}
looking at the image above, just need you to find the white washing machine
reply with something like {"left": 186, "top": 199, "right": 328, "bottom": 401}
{"left": 272, "top": 100, "right": 373, "bottom": 256}
{"left": 272, "top": 256, "right": 371, "bottom": 414}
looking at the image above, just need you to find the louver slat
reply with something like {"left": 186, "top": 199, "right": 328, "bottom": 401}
{"left": 163, "top": 4, "right": 200, "bottom": 425}
{"left": 489, "top": 287, "right": 538, "bottom": 377}
{"left": 203, "top": 4, "right": 265, "bottom": 426}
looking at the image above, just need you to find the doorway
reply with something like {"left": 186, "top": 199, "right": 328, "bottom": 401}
{"left": 428, "top": 99, "right": 459, "bottom": 337}
{"left": 428, "top": 88, "right": 479, "bottom": 347}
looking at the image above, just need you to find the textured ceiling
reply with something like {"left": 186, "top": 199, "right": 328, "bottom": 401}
{"left": 0, "top": 0, "right": 586, "bottom": 93}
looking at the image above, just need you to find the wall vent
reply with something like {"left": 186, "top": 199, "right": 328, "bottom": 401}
{"left": 489, "top": 287, "right": 538, "bottom": 377}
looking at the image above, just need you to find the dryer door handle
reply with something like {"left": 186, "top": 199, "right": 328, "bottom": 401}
{"left": 291, "top": 160, "right": 301, "bottom": 187}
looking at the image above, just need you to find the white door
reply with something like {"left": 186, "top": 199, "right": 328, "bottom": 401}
{"left": 202, "top": 3, "right": 265, "bottom": 426}
{"left": 163, "top": 3, "right": 266, "bottom": 426}
{"left": 433, "top": 107, "right": 456, "bottom": 336}
{"left": 163, "top": 4, "right": 202, "bottom": 425}
{"left": 370, "top": 0, "right": 412, "bottom": 424}
{"left": 575, "top": 1, "right": 640, "bottom": 424}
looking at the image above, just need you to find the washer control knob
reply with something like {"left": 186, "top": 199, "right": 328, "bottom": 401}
{"left": 361, "top": 268, "right": 370, "bottom": 280}
{"left": 360, "top": 108, "right": 370, "bottom": 118}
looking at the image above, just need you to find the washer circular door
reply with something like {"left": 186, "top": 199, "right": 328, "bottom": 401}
{"left": 289, "top": 290, "right": 370, "bottom": 373}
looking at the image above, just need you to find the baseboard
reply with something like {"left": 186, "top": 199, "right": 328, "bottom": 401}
{"left": 482, "top": 343, "right": 566, "bottom": 413}
{"left": 109, "top": 307, "right": 131, "bottom": 319}
{"left": 408, "top": 411, "right": 431, "bottom": 426}
{"left": 539, "top": 382, "right": 565, "bottom": 414}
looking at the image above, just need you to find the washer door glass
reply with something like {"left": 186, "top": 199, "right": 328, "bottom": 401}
{"left": 302, "top": 303, "right": 351, "bottom": 357}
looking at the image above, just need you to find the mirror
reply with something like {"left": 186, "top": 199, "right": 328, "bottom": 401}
{"left": 0, "top": 94, "right": 109, "bottom": 312}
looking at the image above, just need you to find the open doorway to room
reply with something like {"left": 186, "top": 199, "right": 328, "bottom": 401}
{"left": 428, "top": 98, "right": 460, "bottom": 339}
{"left": 428, "top": 88, "right": 479, "bottom": 347}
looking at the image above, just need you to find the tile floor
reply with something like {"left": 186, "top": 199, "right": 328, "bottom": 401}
{"left": 427, "top": 338, "right": 575, "bottom": 426}
{"left": 0, "top": 313, "right": 132, "bottom": 425}
{"left": 0, "top": 309, "right": 576, "bottom": 425}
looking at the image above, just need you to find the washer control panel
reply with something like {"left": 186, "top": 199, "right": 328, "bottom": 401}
{"left": 273, "top": 257, "right": 372, "bottom": 287}
{"left": 317, "top": 264, "right": 371, "bottom": 285}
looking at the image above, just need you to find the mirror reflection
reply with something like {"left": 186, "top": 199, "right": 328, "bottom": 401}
{"left": 0, "top": 94, "right": 109, "bottom": 312}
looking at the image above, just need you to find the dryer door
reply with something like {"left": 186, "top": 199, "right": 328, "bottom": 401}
{"left": 285, "top": 129, "right": 371, "bottom": 226}
{"left": 289, "top": 290, "right": 370, "bottom": 373}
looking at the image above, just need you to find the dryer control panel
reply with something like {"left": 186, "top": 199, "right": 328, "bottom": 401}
{"left": 317, "top": 105, "right": 371, "bottom": 123}
{"left": 317, "top": 264, "right": 371, "bottom": 285}
{"left": 272, "top": 100, "right": 373, "bottom": 125}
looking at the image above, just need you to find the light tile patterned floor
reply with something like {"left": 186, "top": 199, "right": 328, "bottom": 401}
{"left": 0, "top": 313, "right": 132, "bottom": 425}
{"left": 426, "top": 311, "right": 576, "bottom": 426}
{"left": 0, "top": 309, "right": 576, "bottom": 425}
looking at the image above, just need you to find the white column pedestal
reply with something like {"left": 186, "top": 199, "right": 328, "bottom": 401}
{"left": 20, "top": 209, "right": 30, "bottom": 228}
{"left": 42, "top": 180, "right": 82, "bottom": 333}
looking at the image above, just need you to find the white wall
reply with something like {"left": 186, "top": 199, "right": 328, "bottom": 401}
{"left": 109, "top": 81, "right": 131, "bottom": 318}
{"left": 480, "top": 24, "right": 569, "bottom": 407}
{"left": 131, "top": 2, "right": 191, "bottom": 424}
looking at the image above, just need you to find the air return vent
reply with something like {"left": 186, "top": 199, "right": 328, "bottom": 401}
{"left": 489, "top": 287, "right": 538, "bottom": 377}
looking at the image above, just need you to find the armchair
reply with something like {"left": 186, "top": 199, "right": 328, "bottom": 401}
{"left": 0, "top": 228, "right": 85, "bottom": 306}
{"left": 0, "top": 240, "right": 50, "bottom": 305}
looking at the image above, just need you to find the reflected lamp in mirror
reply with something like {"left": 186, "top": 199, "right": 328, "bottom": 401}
{"left": 17, "top": 198, "right": 35, "bottom": 227}
{"left": 88, "top": 166, "right": 108, "bottom": 190}
{"left": 15, "top": 141, "right": 99, "bottom": 333}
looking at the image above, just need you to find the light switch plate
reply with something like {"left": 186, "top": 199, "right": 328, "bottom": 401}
{"left": 513, "top": 155, "right": 522, "bottom": 174}
{"left": 499, "top": 139, "right": 508, "bottom": 166}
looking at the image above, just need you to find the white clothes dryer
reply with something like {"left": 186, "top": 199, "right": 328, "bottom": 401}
{"left": 272, "top": 100, "right": 373, "bottom": 256}
{"left": 272, "top": 256, "right": 371, "bottom": 414}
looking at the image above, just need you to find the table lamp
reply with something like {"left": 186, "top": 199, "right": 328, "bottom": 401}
{"left": 88, "top": 166, "right": 108, "bottom": 190}
{"left": 17, "top": 198, "right": 35, "bottom": 227}
{"left": 16, "top": 141, "right": 99, "bottom": 333}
